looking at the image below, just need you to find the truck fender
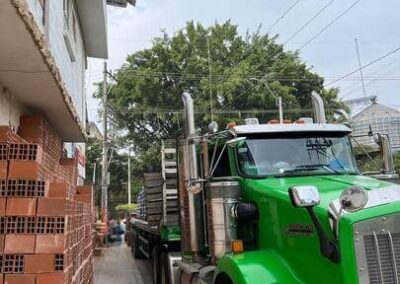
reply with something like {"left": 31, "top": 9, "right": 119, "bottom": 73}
{"left": 215, "top": 250, "right": 304, "bottom": 284}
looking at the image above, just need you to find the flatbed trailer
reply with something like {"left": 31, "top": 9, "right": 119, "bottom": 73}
{"left": 129, "top": 217, "right": 181, "bottom": 284}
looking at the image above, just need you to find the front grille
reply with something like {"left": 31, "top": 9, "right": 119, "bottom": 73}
{"left": 364, "top": 232, "right": 400, "bottom": 283}
{"left": 354, "top": 214, "right": 400, "bottom": 284}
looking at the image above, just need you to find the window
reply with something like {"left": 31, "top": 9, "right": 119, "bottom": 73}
{"left": 237, "top": 136, "right": 358, "bottom": 177}
{"left": 63, "top": 0, "right": 70, "bottom": 26}
{"left": 72, "top": 12, "right": 77, "bottom": 42}
{"left": 39, "top": 0, "right": 46, "bottom": 25}
{"left": 62, "top": 0, "right": 76, "bottom": 61}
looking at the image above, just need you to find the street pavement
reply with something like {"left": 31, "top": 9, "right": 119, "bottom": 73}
{"left": 94, "top": 243, "right": 152, "bottom": 284}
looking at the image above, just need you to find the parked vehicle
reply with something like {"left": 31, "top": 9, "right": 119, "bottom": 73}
{"left": 130, "top": 91, "right": 400, "bottom": 284}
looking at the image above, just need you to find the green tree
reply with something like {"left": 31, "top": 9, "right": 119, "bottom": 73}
{"left": 85, "top": 138, "right": 144, "bottom": 218}
{"left": 96, "top": 21, "right": 346, "bottom": 171}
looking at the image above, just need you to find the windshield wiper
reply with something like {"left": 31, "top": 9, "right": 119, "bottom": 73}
{"left": 281, "top": 164, "right": 342, "bottom": 175}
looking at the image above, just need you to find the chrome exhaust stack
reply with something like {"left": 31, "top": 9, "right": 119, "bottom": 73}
{"left": 311, "top": 91, "right": 326, "bottom": 124}
{"left": 181, "top": 92, "right": 204, "bottom": 254}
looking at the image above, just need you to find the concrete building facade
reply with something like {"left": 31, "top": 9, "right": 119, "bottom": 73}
{"left": 0, "top": 0, "right": 108, "bottom": 140}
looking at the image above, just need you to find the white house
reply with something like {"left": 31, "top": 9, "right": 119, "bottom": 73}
{"left": 0, "top": 0, "right": 108, "bottom": 141}
{"left": 351, "top": 102, "right": 400, "bottom": 152}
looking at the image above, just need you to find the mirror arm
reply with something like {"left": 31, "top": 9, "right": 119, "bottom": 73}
{"left": 209, "top": 143, "right": 227, "bottom": 177}
{"left": 306, "top": 207, "right": 340, "bottom": 263}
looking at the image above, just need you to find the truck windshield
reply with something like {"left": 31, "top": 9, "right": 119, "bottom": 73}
{"left": 236, "top": 136, "right": 358, "bottom": 177}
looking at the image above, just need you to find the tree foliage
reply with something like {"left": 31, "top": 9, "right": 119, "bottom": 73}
{"left": 95, "top": 20, "right": 346, "bottom": 172}
{"left": 85, "top": 138, "right": 144, "bottom": 218}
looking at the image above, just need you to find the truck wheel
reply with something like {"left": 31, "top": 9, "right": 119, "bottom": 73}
{"left": 133, "top": 232, "right": 145, "bottom": 259}
{"left": 160, "top": 251, "right": 170, "bottom": 284}
{"left": 152, "top": 246, "right": 162, "bottom": 284}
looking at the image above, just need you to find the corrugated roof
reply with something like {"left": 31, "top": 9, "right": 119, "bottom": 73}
{"left": 352, "top": 103, "right": 400, "bottom": 121}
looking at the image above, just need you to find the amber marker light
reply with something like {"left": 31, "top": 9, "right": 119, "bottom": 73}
{"left": 227, "top": 122, "right": 236, "bottom": 129}
{"left": 231, "top": 239, "right": 244, "bottom": 254}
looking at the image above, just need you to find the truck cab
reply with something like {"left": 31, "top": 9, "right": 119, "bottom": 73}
{"left": 173, "top": 92, "right": 400, "bottom": 284}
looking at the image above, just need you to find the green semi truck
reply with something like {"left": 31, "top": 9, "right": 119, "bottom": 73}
{"left": 130, "top": 91, "right": 400, "bottom": 284}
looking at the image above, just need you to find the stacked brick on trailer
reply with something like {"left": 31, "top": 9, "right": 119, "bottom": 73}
{"left": 0, "top": 116, "right": 94, "bottom": 284}
{"left": 142, "top": 173, "right": 164, "bottom": 226}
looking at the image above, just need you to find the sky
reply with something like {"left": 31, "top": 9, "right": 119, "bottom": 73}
{"left": 87, "top": 0, "right": 400, "bottom": 123}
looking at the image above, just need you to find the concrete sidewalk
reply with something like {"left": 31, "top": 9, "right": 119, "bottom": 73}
{"left": 94, "top": 243, "right": 152, "bottom": 284}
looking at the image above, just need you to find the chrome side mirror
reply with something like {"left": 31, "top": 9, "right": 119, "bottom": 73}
{"left": 339, "top": 186, "right": 368, "bottom": 212}
{"left": 289, "top": 186, "right": 320, "bottom": 208}
{"left": 208, "top": 121, "right": 219, "bottom": 133}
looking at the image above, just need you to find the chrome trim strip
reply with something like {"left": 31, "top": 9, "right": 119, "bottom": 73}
{"left": 388, "top": 230, "right": 399, "bottom": 284}
{"left": 373, "top": 231, "right": 384, "bottom": 284}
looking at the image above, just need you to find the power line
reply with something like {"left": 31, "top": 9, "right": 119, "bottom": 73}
{"left": 298, "top": 0, "right": 362, "bottom": 51}
{"left": 326, "top": 45, "right": 400, "bottom": 86}
{"left": 340, "top": 58, "right": 399, "bottom": 98}
{"left": 266, "top": 0, "right": 302, "bottom": 33}
{"left": 101, "top": 70, "right": 400, "bottom": 81}
{"left": 284, "top": 0, "right": 335, "bottom": 45}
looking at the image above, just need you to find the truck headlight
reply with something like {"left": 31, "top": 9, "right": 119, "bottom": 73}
{"left": 289, "top": 185, "right": 320, "bottom": 208}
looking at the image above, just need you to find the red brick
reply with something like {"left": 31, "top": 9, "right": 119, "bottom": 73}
{"left": 76, "top": 194, "right": 91, "bottom": 204}
{"left": 0, "top": 198, "right": 6, "bottom": 216}
{"left": 4, "top": 274, "right": 35, "bottom": 284}
{"left": 0, "top": 161, "right": 7, "bottom": 179}
{"left": 48, "top": 183, "right": 68, "bottom": 198}
{"left": 0, "top": 126, "right": 26, "bottom": 143}
{"left": 0, "top": 274, "right": 3, "bottom": 284}
{"left": 4, "top": 235, "right": 36, "bottom": 253}
{"left": 6, "top": 198, "right": 37, "bottom": 216}
{"left": 25, "top": 254, "right": 55, "bottom": 273}
{"left": 8, "top": 160, "right": 43, "bottom": 180}
{"left": 77, "top": 185, "right": 92, "bottom": 195}
{"left": 36, "top": 235, "right": 65, "bottom": 253}
{"left": 0, "top": 235, "right": 4, "bottom": 253}
{"left": 36, "top": 272, "right": 65, "bottom": 284}
{"left": 59, "top": 157, "right": 76, "bottom": 166}
{"left": 8, "top": 143, "right": 43, "bottom": 162}
{"left": 37, "top": 198, "right": 66, "bottom": 216}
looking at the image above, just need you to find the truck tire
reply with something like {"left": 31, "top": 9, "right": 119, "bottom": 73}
{"left": 152, "top": 246, "right": 161, "bottom": 284}
{"left": 132, "top": 232, "right": 145, "bottom": 259}
{"left": 160, "top": 251, "right": 170, "bottom": 284}
{"left": 152, "top": 246, "right": 170, "bottom": 284}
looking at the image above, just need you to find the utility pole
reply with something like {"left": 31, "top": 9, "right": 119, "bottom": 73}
{"left": 101, "top": 61, "right": 109, "bottom": 223}
{"left": 207, "top": 37, "right": 213, "bottom": 121}
{"left": 127, "top": 148, "right": 131, "bottom": 205}
{"left": 355, "top": 38, "right": 367, "bottom": 101}
{"left": 355, "top": 38, "right": 372, "bottom": 134}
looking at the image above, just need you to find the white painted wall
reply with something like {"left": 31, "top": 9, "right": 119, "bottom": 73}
{"left": 26, "top": 0, "right": 86, "bottom": 125}
{"left": 0, "top": 84, "right": 28, "bottom": 130}
{"left": 26, "top": 0, "right": 45, "bottom": 33}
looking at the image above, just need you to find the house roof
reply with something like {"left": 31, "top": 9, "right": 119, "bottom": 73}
{"left": 352, "top": 103, "right": 400, "bottom": 121}
{"left": 75, "top": 0, "right": 108, "bottom": 59}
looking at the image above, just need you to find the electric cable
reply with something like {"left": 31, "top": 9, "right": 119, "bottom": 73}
{"left": 266, "top": 0, "right": 302, "bottom": 33}
{"left": 298, "top": 0, "right": 362, "bottom": 51}
{"left": 284, "top": 0, "right": 335, "bottom": 45}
